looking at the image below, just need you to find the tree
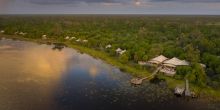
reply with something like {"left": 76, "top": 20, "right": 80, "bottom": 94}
{"left": 197, "top": 37, "right": 216, "bottom": 53}
{"left": 119, "top": 53, "right": 129, "bottom": 64}
{"left": 186, "top": 63, "right": 207, "bottom": 87}
{"left": 148, "top": 44, "right": 163, "bottom": 59}
{"left": 202, "top": 53, "right": 220, "bottom": 75}
{"left": 163, "top": 45, "right": 184, "bottom": 58}
{"left": 176, "top": 66, "right": 192, "bottom": 79}
{"left": 52, "top": 23, "right": 62, "bottom": 36}
{"left": 142, "top": 55, "right": 149, "bottom": 61}
{"left": 133, "top": 50, "right": 145, "bottom": 62}
{"left": 185, "top": 44, "right": 200, "bottom": 63}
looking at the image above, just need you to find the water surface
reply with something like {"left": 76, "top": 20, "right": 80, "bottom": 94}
{"left": 0, "top": 38, "right": 218, "bottom": 110}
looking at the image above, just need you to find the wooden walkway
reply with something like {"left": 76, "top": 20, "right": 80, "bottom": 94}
{"left": 130, "top": 66, "right": 162, "bottom": 85}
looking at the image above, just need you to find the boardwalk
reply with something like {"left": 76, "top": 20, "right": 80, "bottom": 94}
{"left": 130, "top": 66, "right": 162, "bottom": 85}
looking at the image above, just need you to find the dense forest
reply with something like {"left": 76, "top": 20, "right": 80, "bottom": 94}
{"left": 0, "top": 15, "right": 220, "bottom": 89}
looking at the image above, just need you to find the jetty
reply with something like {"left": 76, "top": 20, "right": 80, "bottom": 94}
{"left": 184, "top": 79, "right": 192, "bottom": 97}
{"left": 174, "top": 79, "right": 197, "bottom": 98}
{"left": 131, "top": 66, "right": 162, "bottom": 85}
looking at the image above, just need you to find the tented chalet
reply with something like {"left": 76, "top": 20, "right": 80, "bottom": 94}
{"left": 105, "top": 44, "right": 112, "bottom": 49}
{"left": 163, "top": 57, "right": 189, "bottom": 67}
{"left": 160, "top": 57, "right": 189, "bottom": 76}
{"left": 200, "top": 63, "right": 206, "bottom": 68}
{"left": 116, "top": 48, "right": 122, "bottom": 53}
{"left": 82, "top": 40, "right": 88, "bottom": 43}
{"left": 14, "top": 31, "right": 27, "bottom": 35}
{"left": 148, "top": 55, "right": 168, "bottom": 66}
{"left": 0, "top": 30, "right": 5, "bottom": 33}
{"left": 116, "top": 48, "right": 126, "bottom": 55}
{"left": 42, "top": 35, "right": 47, "bottom": 40}
{"left": 70, "top": 37, "right": 76, "bottom": 40}
{"left": 120, "top": 50, "right": 126, "bottom": 55}
{"left": 138, "top": 61, "right": 147, "bottom": 65}
{"left": 65, "top": 36, "right": 70, "bottom": 40}
{"left": 76, "top": 39, "right": 81, "bottom": 42}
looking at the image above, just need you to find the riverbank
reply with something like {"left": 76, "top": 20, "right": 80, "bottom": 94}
{"left": 0, "top": 34, "right": 150, "bottom": 77}
{"left": 1, "top": 34, "right": 220, "bottom": 101}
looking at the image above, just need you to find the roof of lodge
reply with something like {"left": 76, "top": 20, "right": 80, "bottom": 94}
{"left": 148, "top": 55, "right": 168, "bottom": 64}
{"left": 163, "top": 57, "right": 189, "bottom": 67}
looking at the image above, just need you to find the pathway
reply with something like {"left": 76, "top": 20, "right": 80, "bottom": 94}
{"left": 130, "top": 66, "right": 162, "bottom": 85}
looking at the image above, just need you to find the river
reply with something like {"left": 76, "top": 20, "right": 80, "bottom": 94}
{"left": 0, "top": 38, "right": 219, "bottom": 110}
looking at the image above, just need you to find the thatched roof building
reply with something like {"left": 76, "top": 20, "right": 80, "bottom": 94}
{"left": 163, "top": 57, "right": 189, "bottom": 67}
{"left": 160, "top": 57, "right": 189, "bottom": 76}
{"left": 148, "top": 55, "right": 168, "bottom": 65}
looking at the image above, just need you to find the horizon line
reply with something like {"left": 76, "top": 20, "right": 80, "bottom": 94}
{"left": 0, "top": 14, "right": 220, "bottom": 16}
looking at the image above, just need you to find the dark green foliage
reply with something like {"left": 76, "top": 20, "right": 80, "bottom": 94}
{"left": 202, "top": 53, "right": 220, "bottom": 77}
{"left": 186, "top": 63, "right": 207, "bottom": 87}
{"left": 119, "top": 53, "right": 129, "bottom": 64}
{"left": 184, "top": 44, "right": 200, "bottom": 63}
{"left": 175, "top": 66, "right": 192, "bottom": 80}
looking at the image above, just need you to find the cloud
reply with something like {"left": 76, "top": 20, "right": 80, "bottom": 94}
{"left": 27, "top": 0, "right": 127, "bottom": 5}
{"left": 150, "top": 0, "right": 220, "bottom": 3}
{"left": 1, "top": 0, "right": 220, "bottom": 14}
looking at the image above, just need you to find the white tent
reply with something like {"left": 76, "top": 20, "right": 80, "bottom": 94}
{"left": 83, "top": 40, "right": 88, "bottom": 43}
{"left": 0, "top": 30, "right": 5, "bottom": 33}
{"left": 70, "top": 37, "right": 76, "bottom": 40}
{"left": 106, "top": 44, "right": 112, "bottom": 49}
{"left": 76, "top": 39, "right": 81, "bottom": 42}
{"left": 19, "top": 32, "right": 27, "bottom": 36}
{"left": 148, "top": 55, "right": 168, "bottom": 65}
{"left": 119, "top": 50, "right": 126, "bottom": 55}
{"left": 65, "top": 36, "right": 70, "bottom": 40}
{"left": 42, "top": 35, "right": 47, "bottom": 40}
{"left": 116, "top": 48, "right": 126, "bottom": 55}
{"left": 116, "top": 48, "right": 122, "bottom": 53}
{"left": 200, "top": 63, "right": 206, "bottom": 68}
{"left": 138, "top": 61, "right": 147, "bottom": 65}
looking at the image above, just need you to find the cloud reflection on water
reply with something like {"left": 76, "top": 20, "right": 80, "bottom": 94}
{"left": 22, "top": 45, "right": 72, "bottom": 78}
{"left": 0, "top": 40, "right": 73, "bottom": 79}
{"left": 0, "top": 39, "right": 214, "bottom": 110}
{"left": 0, "top": 39, "right": 121, "bottom": 110}
{"left": 0, "top": 39, "right": 73, "bottom": 110}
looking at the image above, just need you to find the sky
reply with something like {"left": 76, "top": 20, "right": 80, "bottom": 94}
{"left": 0, "top": 0, "right": 220, "bottom": 14}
